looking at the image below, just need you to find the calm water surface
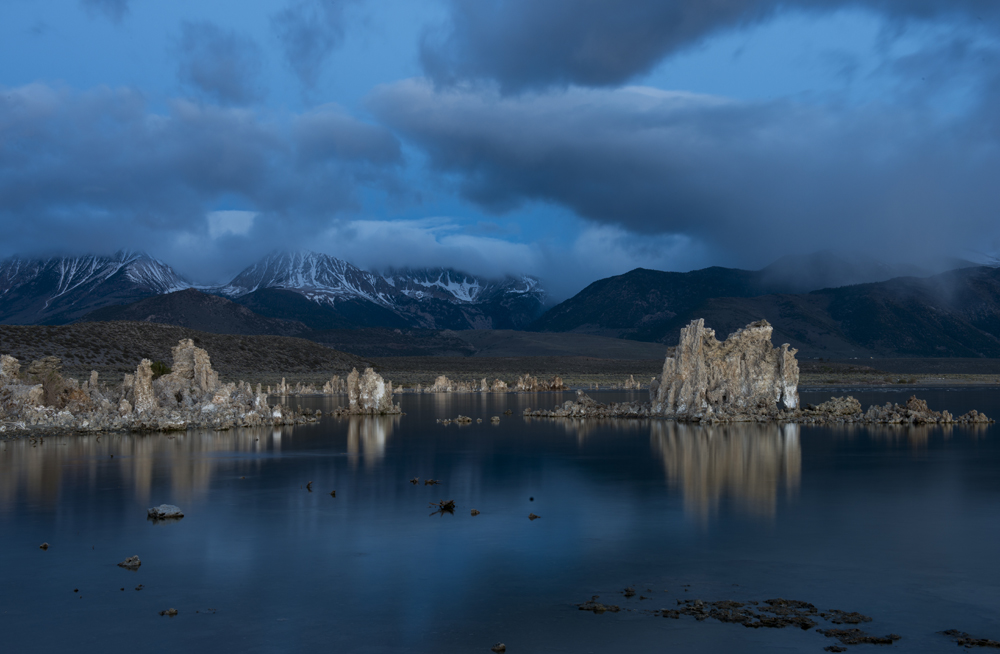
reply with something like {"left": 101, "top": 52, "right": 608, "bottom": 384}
{"left": 2, "top": 388, "right": 999, "bottom": 653}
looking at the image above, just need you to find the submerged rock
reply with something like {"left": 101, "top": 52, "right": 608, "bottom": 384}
{"left": 147, "top": 504, "right": 184, "bottom": 520}
{"left": 117, "top": 555, "right": 141, "bottom": 570}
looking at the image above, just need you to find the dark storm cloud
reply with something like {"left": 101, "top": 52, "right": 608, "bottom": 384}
{"left": 422, "top": 0, "right": 1000, "bottom": 91}
{"left": 174, "top": 22, "right": 265, "bottom": 105}
{"left": 0, "top": 83, "right": 402, "bottom": 266}
{"left": 272, "top": 0, "right": 359, "bottom": 88}
{"left": 368, "top": 76, "right": 1000, "bottom": 266}
{"left": 80, "top": 0, "right": 129, "bottom": 23}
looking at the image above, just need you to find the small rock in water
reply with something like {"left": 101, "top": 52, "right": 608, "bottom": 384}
{"left": 410, "top": 477, "right": 419, "bottom": 484}
{"left": 306, "top": 481, "right": 313, "bottom": 492}
{"left": 503, "top": 409, "right": 513, "bottom": 415}
{"left": 491, "top": 644, "right": 506, "bottom": 653}
{"left": 329, "top": 490, "right": 336, "bottom": 497}
{"left": 135, "top": 584, "right": 144, "bottom": 591}
{"left": 491, "top": 416, "right": 500, "bottom": 423}
{"left": 39, "top": 542, "right": 49, "bottom": 550}
{"left": 424, "top": 479, "right": 440, "bottom": 486}
{"left": 470, "top": 509, "right": 481, "bottom": 516}
{"left": 117, "top": 555, "right": 141, "bottom": 570}
{"left": 159, "top": 608, "right": 178, "bottom": 617}
{"left": 528, "top": 513, "right": 540, "bottom": 521}
{"left": 147, "top": 504, "right": 184, "bottom": 520}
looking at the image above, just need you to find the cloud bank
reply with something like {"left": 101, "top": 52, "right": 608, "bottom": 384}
{"left": 422, "top": 0, "right": 1000, "bottom": 91}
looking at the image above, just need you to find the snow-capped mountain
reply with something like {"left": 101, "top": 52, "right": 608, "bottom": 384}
{"left": 0, "top": 249, "right": 545, "bottom": 330}
{"left": 217, "top": 251, "right": 546, "bottom": 330}
{"left": 0, "top": 251, "right": 188, "bottom": 324}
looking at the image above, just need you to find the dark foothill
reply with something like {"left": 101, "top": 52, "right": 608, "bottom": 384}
{"left": 942, "top": 630, "right": 1000, "bottom": 648}
{"left": 528, "top": 513, "right": 540, "bottom": 520}
{"left": 159, "top": 608, "right": 178, "bottom": 617}
{"left": 578, "top": 596, "right": 621, "bottom": 614}
{"left": 818, "top": 628, "right": 901, "bottom": 645}
{"left": 39, "top": 542, "right": 49, "bottom": 550}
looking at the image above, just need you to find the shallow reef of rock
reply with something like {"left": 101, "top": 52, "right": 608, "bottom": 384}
{"left": 523, "top": 319, "right": 992, "bottom": 425}
{"left": 1, "top": 339, "right": 317, "bottom": 434}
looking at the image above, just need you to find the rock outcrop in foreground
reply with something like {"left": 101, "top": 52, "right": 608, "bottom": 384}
{"left": 1, "top": 340, "right": 316, "bottom": 433}
{"left": 524, "top": 319, "right": 992, "bottom": 425}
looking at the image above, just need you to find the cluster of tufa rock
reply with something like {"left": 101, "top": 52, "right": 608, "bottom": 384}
{"left": 1, "top": 339, "right": 317, "bottom": 433}
{"left": 333, "top": 368, "right": 402, "bottom": 416}
{"left": 524, "top": 319, "right": 992, "bottom": 425}
{"left": 415, "top": 374, "right": 566, "bottom": 393}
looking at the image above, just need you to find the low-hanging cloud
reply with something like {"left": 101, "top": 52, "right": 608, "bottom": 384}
{"left": 422, "top": 0, "right": 1000, "bottom": 91}
{"left": 0, "top": 83, "right": 402, "bottom": 269}
{"left": 174, "top": 21, "right": 265, "bottom": 105}
{"left": 368, "top": 74, "right": 1000, "bottom": 268}
{"left": 272, "top": 0, "right": 360, "bottom": 88}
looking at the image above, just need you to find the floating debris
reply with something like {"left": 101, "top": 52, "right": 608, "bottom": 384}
{"left": 424, "top": 479, "right": 440, "bottom": 486}
{"left": 528, "top": 513, "right": 540, "bottom": 521}
{"left": 329, "top": 490, "right": 336, "bottom": 497}
{"left": 147, "top": 504, "right": 184, "bottom": 520}
{"left": 159, "top": 608, "right": 178, "bottom": 617}
{"left": 135, "top": 584, "right": 144, "bottom": 591}
{"left": 410, "top": 477, "right": 420, "bottom": 485}
{"left": 117, "top": 556, "right": 141, "bottom": 570}
{"left": 470, "top": 509, "right": 481, "bottom": 516}
{"left": 39, "top": 542, "right": 49, "bottom": 550}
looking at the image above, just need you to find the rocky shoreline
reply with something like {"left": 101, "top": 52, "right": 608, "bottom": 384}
{"left": 524, "top": 390, "right": 993, "bottom": 425}
{"left": 0, "top": 340, "right": 317, "bottom": 434}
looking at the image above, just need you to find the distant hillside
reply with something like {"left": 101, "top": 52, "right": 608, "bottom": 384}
{"left": 532, "top": 267, "right": 777, "bottom": 336}
{"left": 537, "top": 265, "right": 1000, "bottom": 357}
{"left": 83, "top": 289, "right": 310, "bottom": 337}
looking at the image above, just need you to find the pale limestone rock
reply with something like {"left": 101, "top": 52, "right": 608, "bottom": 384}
{"left": 0, "top": 355, "right": 20, "bottom": 379}
{"left": 132, "top": 360, "right": 157, "bottom": 415}
{"left": 341, "top": 367, "right": 401, "bottom": 415}
{"left": 322, "top": 376, "right": 345, "bottom": 394}
{"left": 166, "top": 339, "right": 219, "bottom": 394}
{"left": 653, "top": 319, "right": 799, "bottom": 420}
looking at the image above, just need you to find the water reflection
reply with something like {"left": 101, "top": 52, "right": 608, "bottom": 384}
{"left": 650, "top": 422, "right": 801, "bottom": 519}
{"left": 0, "top": 427, "right": 294, "bottom": 507}
{"left": 346, "top": 415, "right": 400, "bottom": 468}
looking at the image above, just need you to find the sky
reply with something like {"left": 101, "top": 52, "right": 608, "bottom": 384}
{"left": 1, "top": 0, "right": 999, "bottom": 299}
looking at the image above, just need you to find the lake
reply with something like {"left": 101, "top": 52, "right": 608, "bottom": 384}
{"left": 2, "top": 388, "right": 999, "bottom": 652}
